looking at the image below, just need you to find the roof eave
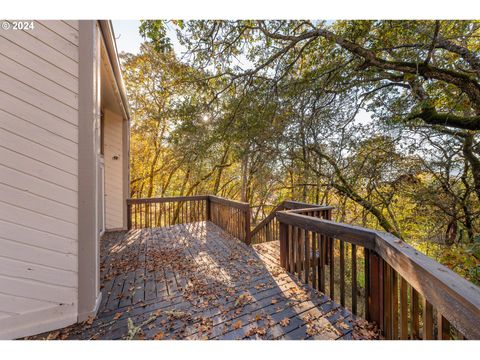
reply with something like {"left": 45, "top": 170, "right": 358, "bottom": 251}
{"left": 98, "top": 20, "right": 131, "bottom": 120}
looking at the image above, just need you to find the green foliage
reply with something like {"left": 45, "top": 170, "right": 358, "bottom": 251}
{"left": 127, "top": 20, "right": 480, "bottom": 286}
{"left": 139, "top": 20, "right": 172, "bottom": 53}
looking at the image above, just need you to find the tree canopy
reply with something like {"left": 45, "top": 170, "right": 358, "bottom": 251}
{"left": 123, "top": 20, "right": 480, "bottom": 284}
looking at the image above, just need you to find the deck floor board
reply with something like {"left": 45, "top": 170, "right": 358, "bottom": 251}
{"left": 26, "top": 221, "right": 366, "bottom": 340}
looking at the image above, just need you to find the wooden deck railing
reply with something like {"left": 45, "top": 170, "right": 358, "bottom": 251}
{"left": 127, "top": 195, "right": 480, "bottom": 339}
{"left": 127, "top": 195, "right": 209, "bottom": 229}
{"left": 276, "top": 211, "right": 480, "bottom": 340}
{"left": 127, "top": 195, "right": 251, "bottom": 244}
{"left": 250, "top": 201, "right": 334, "bottom": 244}
{"left": 208, "top": 195, "right": 251, "bottom": 244}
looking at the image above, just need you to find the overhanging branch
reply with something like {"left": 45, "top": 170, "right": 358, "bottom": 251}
{"left": 410, "top": 106, "right": 480, "bottom": 130}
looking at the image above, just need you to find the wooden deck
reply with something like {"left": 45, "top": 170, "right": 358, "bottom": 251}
{"left": 27, "top": 221, "right": 369, "bottom": 340}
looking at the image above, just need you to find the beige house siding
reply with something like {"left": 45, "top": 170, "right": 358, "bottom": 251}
{"left": 104, "top": 109, "right": 124, "bottom": 230}
{"left": 0, "top": 20, "right": 79, "bottom": 339}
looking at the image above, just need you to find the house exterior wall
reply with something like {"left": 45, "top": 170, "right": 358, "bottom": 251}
{"left": 77, "top": 20, "right": 103, "bottom": 323}
{"left": 0, "top": 20, "right": 80, "bottom": 339}
{"left": 104, "top": 109, "right": 124, "bottom": 230}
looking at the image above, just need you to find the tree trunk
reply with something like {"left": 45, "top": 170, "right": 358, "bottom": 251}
{"left": 213, "top": 146, "right": 230, "bottom": 195}
{"left": 146, "top": 149, "right": 161, "bottom": 198}
{"left": 308, "top": 146, "right": 402, "bottom": 238}
{"left": 301, "top": 125, "right": 308, "bottom": 202}
{"left": 240, "top": 152, "right": 249, "bottom": 202}
{"left": 462, "top": 132, "right": 480, "bottom": 203}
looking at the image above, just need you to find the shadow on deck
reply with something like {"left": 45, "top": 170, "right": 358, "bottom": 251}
{"left": 28, "top": 221, "right": 371, "bottom": 340}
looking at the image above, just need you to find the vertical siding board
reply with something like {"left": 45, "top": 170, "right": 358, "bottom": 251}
{"left": 104, "top": 109, "right": 124, "bottom": 230}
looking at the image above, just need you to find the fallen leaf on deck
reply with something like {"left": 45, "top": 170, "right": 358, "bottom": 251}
{"left": 234, "top": 293, "right": 251, "bottom": 307}
{"left": 165, "top": 310, "right": 189, "bottom": 319}
{"left": 351, "top": 319, "right": 383, "bottom": 340}
{"left": 306, "top": 324, "right": 319, "bottom": 336}
{"left": 154, "top": 331, "right": 164, "bottom": 340}
{"left": 256, "top": 327, "right": 266, "bottom": 335}
{"left": 279, "top": 317, "right": 290, "bottom": 327}
{"left": 46, "top": 331, "right": 60, "bottom": 340}
{"left": 245, "top": 326, "right": 266, "bottom": 337}
{"left": 232, "top": 320, "right": 242, "bottom": 330}
{"left": 113, "top": 312, "right": 123, "bottom": 320}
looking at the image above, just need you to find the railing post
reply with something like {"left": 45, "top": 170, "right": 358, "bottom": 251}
{"left": 244, "top": 205, "right": 251, "bottom": 245}
{"left": 127, "top": 201, "right": 132, "bottom": 230}
{"left": 279, "top": 222, "right": 288, "bottom": 268}
{"left": 326, "top": 208, "right": 332, "bottom": 220}
{"left": 323, "top": 209, "right": 332, "bottom": 265}
{"left": 206, "top": 197, "right": 211, "bottom": 221}
{"left": 367, "top": 250, "right": 384, "bottom": 334}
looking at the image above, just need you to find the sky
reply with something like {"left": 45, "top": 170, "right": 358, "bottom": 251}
{"left": 112, "top": 20, "right": 185, "bottom": 55}
{"left": 112, "top": 20, "right": 142, "bottom": 54}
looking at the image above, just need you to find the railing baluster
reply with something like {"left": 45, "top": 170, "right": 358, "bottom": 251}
{"left": 392, "top": 270, "right": 399, "bottom": 339}
{"left": 163, "top": 202, "right": 166, "bottom": 226}
{"left": 127, "top": 203, "right": 132, "bottom": 230}
{"left": 319, "top": 233, "right": 325, "bottom": 292}
{"left": 304, "top": 230, "right": 310, "bottom": 285}
{"left": 340, "top": 239, "right": 345, "bottom": 307}
{"left": 279, "top": 222, "right": 287, "bottom": 268}
{"left": 294, "top": 227, "right": 300, "bottom": 276}
{"left": 411, "top": 287, "right": 420, "bottom": 340}
{"left": 167, "top": 202, "right": 170, "bottom": 225}
{"left": 329, "top": 237, "right": 335, "bottom": 301}
{"left": 400, "top": 277, "right": 408, "bottom": 340}
{"left": 288, "top": 225, "right": 294, "bottom": 272}
{"left": 181, "top": 201, "right": 185, "bottom": 223}
{"left": 438, "top": 314, "right": 451, "bottom": 340}
{"left": 312, "top": 231, "right": 317, "bottom": 290}
{"left": 423, "top": 298, "right": 434, "bottom": 340}
{"left": 384, "top": 262, "right": 392, "bottom": 339}
{"left": 147, "top": 203, "right": 150, "bottom": 227}
{"left": 351, "top": 244, "right": 357, "bottom": 315}
{"left": 134, "top": 204, "right": 137, "bottom": 229}
{"left": 364, "top": 248, "right": 370, "bottom": 320}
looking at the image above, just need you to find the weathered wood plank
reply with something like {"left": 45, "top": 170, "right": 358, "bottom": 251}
{"left": 329, "top": 237, "right": 335, "bottom": 300}
{"left": 351, "top": 244, "right": 357, "bottom": 315}
{"left": 127, "top": 195, "right": 209, "bottom": 204}
{"left": 340, "top": 239, "right": 345, "bottom": 307}
{"left": 438, "top": 314, "right": 451, "bottom": 340}
{"left": 423, "top": 298, "right": 434, "bottom": 340}
{"left": 400, "top": 277, "right": 408, "bottom": 340}
{"left": 411, "top": 287, "right": 420, "bottom": 340}
{"left": 28, "top": 221, "right": 368, "bottom": 341}
{"left": 276, "top": 212, "right": 376, "bottom": 249}
{"left": 375, "top": 231, "right": 480, "bottom": 339}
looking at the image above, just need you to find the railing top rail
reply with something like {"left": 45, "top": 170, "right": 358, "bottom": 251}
{"left": 208, "top": 195, "right": 250, "bottom": 210}
{"left": 251, "top": 202, "right": 333, "bottom": 238}
{"left": 276, "top": 210, "right": 480, "bottom": 339}
{"left": 127, "top": 195, "right": 209, "bottom": 204}
{"left": 283, "top": 200, "right": 333, "bottom": 210}
{"left": 277, "top": 210, "right": 376, "bottom": 249}
{"left": 286, "top": 206, "right": 335, "bottom": 214}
